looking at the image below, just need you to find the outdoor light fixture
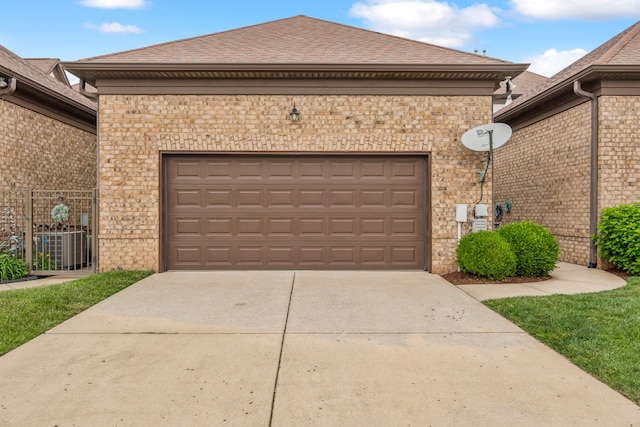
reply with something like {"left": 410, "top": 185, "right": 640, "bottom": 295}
{"left": 0, "top": 78, "right": 7, "bottom": 89}
{"left": 289, "top": 104, "right": 300, "bottom": 122}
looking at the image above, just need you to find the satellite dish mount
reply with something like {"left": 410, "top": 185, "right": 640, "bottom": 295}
{"left": 460, "top": 123, "right": 512, "bottom": 229}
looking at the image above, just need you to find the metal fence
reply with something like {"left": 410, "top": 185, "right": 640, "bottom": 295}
{"left": 0, "top": 189, "right": 97, "bottom": 276}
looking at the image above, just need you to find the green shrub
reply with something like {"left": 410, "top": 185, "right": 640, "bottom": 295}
{"left": 0, "top": 252, "right": 28, "bottom": 281}
{"left": 592, "top": 203, "right": 640, "bottom": 276}
{"left": 498, "top": 221, "right": 559, "bottom": 277}
{"left": 457, "top": 231, "right": 517, "bottom": 280}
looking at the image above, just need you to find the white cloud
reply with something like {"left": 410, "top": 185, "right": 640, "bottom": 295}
{"left": 523, "top": 48, "right": 588, "bottom": 77}
{"left": 511, "top": 0, "right": 640, "bottom": 20}
{"left": 79, "top": 0, "right": 148, "bottom": 9}
{"left": 85, "top": 22, "right": 143, "bottom": 34}
{"left": 349, "top": 0, "right": 500, "bottom": 47}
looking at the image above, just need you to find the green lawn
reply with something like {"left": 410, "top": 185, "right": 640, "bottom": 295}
{"left": 484, "top": 276, "right": 640, "bottom": 405}
{"left": 0, "top": 270, "right": 153, "bottom": 356}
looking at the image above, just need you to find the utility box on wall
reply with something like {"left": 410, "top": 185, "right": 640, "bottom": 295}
{"left": 456, "top": 204, "right": 467, "bottom": 222}
{"left": 472, "top": 203, "right": 489, "bottom": 232}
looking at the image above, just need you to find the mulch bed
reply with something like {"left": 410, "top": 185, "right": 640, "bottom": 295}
{"left": 440, "top": 271, "right": 551, "bottom": 285}
{"left": 441, "top": 267, "right": 629, "bottom": 286}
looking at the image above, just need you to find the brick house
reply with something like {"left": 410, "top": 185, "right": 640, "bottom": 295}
{"left": 0, "top": 45, "right": 97, "bottom": 191}
{"left": 494, "top": 21, "right": 640, "bottom": 268}
{"left": 65, "top": 15, "right": 526, "bottom": 273}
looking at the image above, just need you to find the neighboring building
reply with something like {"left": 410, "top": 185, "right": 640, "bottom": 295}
{"left": 25, "top": 58, "right": 71, "bottom": 87}
{"left": 0, "top": 45, "right": 97, "bottom": 191}
{"left": 64, "top": 15, "right": 526, "bottom": 273}
{"left": 493, "top": 71, "right": 548, "bottom": 113}
{"left": 494, "top": 21, "right": 640, "bottom": 268}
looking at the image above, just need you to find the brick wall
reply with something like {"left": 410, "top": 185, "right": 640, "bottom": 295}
{"left": 495, "top": 96, "right": 640, "bottom": 267}
{"left": 0, "top": 99, "right": 97, "bottom": 190}
{"left": 494, "top": 103, "right": 592, "bottom": 265}
{"left": 98, "top": 94, "right": 493, "bottom": 273}
{"left": 599, "top": 96, "right": 640, "bottom": 208}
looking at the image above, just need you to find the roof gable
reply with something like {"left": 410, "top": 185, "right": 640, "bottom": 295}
{"left": 25, "top": 58, "right": 71, "bottom": 86}
{"left": 497, "top": 20, "right": 640, "bottom": 119}
{"left": 0, "top": 45, "right": 96, "bottom": 111}
{"left": 79, "top": 15, "right": 511, "bottom": 66}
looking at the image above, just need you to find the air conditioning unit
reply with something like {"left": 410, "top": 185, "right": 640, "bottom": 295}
{"left": 33, "top": 230, "right": 86, "bottom": 269}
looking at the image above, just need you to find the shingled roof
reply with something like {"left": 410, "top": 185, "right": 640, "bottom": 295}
{"left": 65, "top": 15, "right": 527, "bottom": 85}
{"left": 25, "top": 58, "right": 71, "bottom": 86}
{"left": 496, "top": 20, "right": 640, "bottom": 120}
{"left": 0, "top": 45, "right": 96, "bottom": 112}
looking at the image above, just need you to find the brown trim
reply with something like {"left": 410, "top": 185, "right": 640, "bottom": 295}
{"left": 495, "top": 65, "right": 640, "bottom": 122}
{"left": 424, "top": 154, "right": 432, "bottom": 272}
{"left": 160, "top": 150, "right": 431, "bottom": 156}
{"left": 599, "top": 80, "right": 640, "bottom": 95}
{"left": 159, "top": 151, "right": 431, "bottom": 272}
{"left": 159, "top": 154, "right": 167, "bottom": 272}
{"left": 504, "top": 96, "right": 589, "bottom": 131}
{"left": 64, "top": 63, "right": 528, "bottom": 88}
{"left": 96, "top": 78, "right": 497, "bottom": 96}
{"left": 498, "top": 80, "right": 600, "bottom": 130}
{"left": 0, "top": 65, "right": 96, "bottom": 113}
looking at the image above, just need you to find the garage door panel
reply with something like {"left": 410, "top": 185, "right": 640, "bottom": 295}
{"left": 391, "top": 246, "right": 419, "bottom": 263}
{"left": 205, "top": 161, "right": 232, "bottom": 179}
{"left": 237, "top": 190, "right": 263, "bottom": 206}
{"left": 166, "top": 156, "right": 426, "bottom": 270}
{"left": 391, "top": 161, "right": 418, "bottom": 178}
{"left": 299, "top": 161, "right": 325, "bottom": 178}
{"left": 391, "top": 190, "right": 418, "bottom": 206}
{"left": 267, "top": 190, "right": 295, "bottom": 207}
{"left": 207, "top": 218, "right": 232, "bottom": 236}
{"left": 206, "top": 190, "right": 232, "bottom": 207}
{"left": 237, "top": 218, "right": 263, "bottom": 235}
{"left": 299, "top": 218, "right": 325, "bottom": 235}
{"left": 206, "top": 247, "right": 233, "bottom": 265}
{"left": 236, "top": 246, "right": 264, "bottom": 264}
{"left": 328, "top": 190, "right": 356, "bottom": 207}
{"left": 361, "top": 161, "right": 386, "bottom": 178}
{"left": 236, "top": 161, "right": 263, "bottom": 178}
{"left": 299, "top": 190, "right": 324, "bottom": 207}
{"left": 173, "top": 160, "right": 201, "bottom": 179}
{"left": 174, "top": 246, "right": 202, "bottom": 266}
{"left": 328, "top": 218, "right": 356, "bottom": 235}
{"left": 361, "top": 218, "right": 386, "bottom": 235}
{"left": 268, "top": 162, "right": 294, "bottom": 178}
{"left": 268, "top": 247, "right": 295, "bottom": 264}
{"left": 268, "top": 218, "right": 295, "bottom": 235}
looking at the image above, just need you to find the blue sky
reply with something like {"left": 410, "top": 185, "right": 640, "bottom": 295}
{"left": 2, "top": 0, "right": 640, "bottom": 79}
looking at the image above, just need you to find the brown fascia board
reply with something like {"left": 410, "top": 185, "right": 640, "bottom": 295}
{"left": 495, "top": 64, "right": 640, "bottom": 122}
{"left": 62, "top": 61, "right": 529, "bottom": 86}
{"left": 0, "top": 64, "right": 96, "bottom": 116}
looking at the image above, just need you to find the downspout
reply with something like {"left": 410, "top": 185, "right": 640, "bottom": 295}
{"left": 78, "top": 79, "right": 98, "bottom": 100}
{"left": 0, "top": 76, "right": 17, "bottom": 97}
{"left": 573, "top": 80, "right": 598, "bottom": 268}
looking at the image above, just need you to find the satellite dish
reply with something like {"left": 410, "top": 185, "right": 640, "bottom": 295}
{"left": 461, "top": 123, "right": 512, "bottom": 152}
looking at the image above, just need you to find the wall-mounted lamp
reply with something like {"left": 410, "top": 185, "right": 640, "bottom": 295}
{"left": 0, "top": 78, "right": 7, "bottom": 89}
{"left": 289, "top": 104, "right": 300, "bottom": 122}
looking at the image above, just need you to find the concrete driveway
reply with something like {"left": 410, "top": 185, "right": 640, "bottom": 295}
{"left": 0, "top": 271, "right": 638, "bottom": 426}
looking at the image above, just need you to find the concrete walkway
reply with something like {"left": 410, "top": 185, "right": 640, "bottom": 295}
{"left": 457, "top": 261, "right": 629, "bottom": 300}
{"left": 0, "top": 267, "right": 638, "bottom": 426}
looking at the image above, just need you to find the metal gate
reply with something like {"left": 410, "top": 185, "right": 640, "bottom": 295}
{"left": 0, "top": 189, "right": 97, "bottom": 276}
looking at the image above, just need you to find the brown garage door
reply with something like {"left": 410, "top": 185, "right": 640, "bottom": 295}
{"left": 165, "top": 155, "right": 427, "bottom": 270}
